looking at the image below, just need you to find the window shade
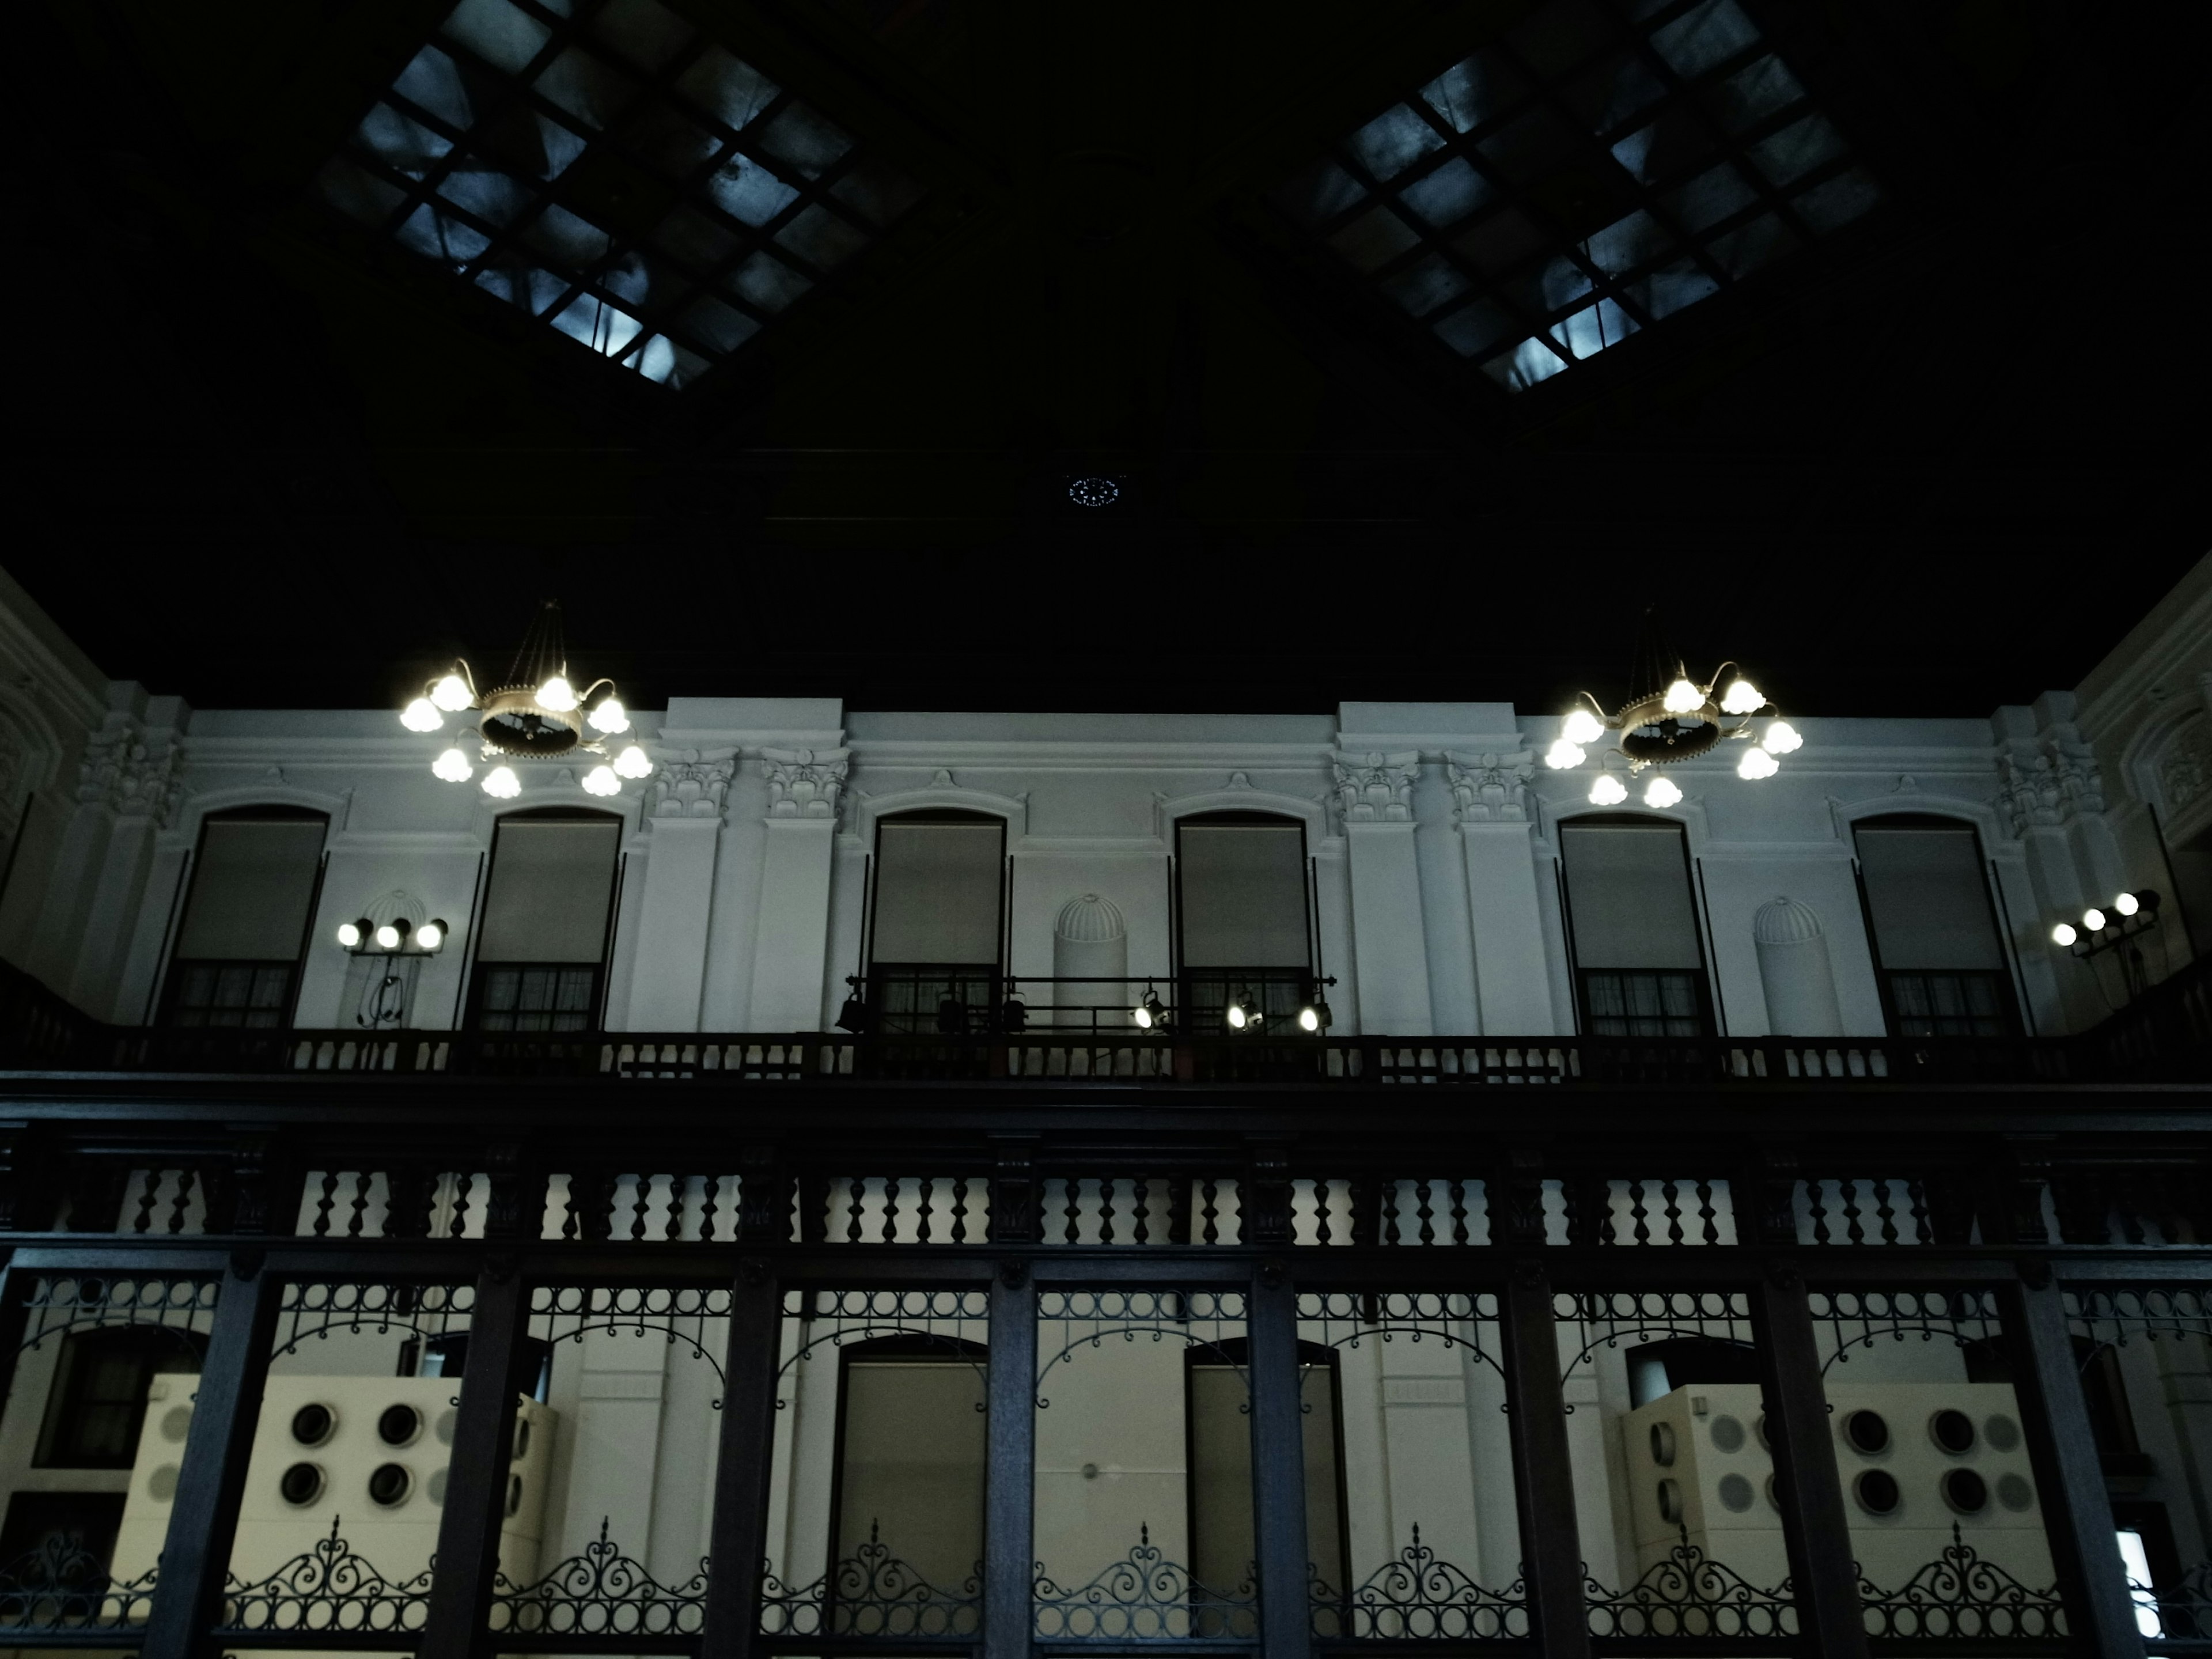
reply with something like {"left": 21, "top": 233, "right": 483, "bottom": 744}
{"left": 476, "top": 817, "right": 622, "bottom": 963}
{"left": 1560, "top": 820, "right": 1703, "bottom": 969}
{"left": 174, "top": 818, "right": 326, "bottom": 960}
{"left": 1855, "top": 821, "right": 2002, "bottom": 970}
{"left": 1178, "top": 821, "right": 1309, "bottom": 967}
{"left": 836, "top": 1359, "right": 986, "bottom": 1594}
{"left": 871, "top": 819, "right": 1003, "bottom": 964}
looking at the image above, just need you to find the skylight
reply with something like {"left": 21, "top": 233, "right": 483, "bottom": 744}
{"left": 317, "top": 0, "right": 921, "bottom": 389}
{"left": 1272, "top": 0, "right": 1881, "bottom": 391}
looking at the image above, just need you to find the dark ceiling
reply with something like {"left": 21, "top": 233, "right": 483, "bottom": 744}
{"left": 12, "top": 0, "right": 2204, "bottom": 720}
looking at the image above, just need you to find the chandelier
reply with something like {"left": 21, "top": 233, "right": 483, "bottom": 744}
{"left": 399, "top": 601, "right": 653, "bottom": 798}
{"left": 1545, "top": 654, "right": 1802, "bottom": 809}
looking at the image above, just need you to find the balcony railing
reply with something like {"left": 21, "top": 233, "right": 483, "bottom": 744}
{"left": 2, "top": 955, "right": 2206, "bottom": 1084}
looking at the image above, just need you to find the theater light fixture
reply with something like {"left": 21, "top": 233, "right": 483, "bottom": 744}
{"left": 402, "top": 600, "right": 652, "bottom": 796}
{"left": 1298, "top": 993, "right": 1333, "bottom": 1033}
{"left": 1225, "top": 994, "right": 1260, "bottom": 1033}
{"left": 2053, "top": 891, "right": 2161, "bottom": 955}
{"left": 1133, "top": 986, "right": 1169, "bottom": 1031}
{"left": 336, "top": 914, "right": 449, "bottom": 955}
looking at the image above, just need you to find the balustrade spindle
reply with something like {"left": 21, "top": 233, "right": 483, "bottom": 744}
{"left": 1695, "top": 1178, "right": 1719, "bottom": 1246}
{"left": 1200, "top": 1178, "right": 1219, "bottom": 1245}
{"left": 1099, "top": 1177, "right": 1116, "bottom": 1245}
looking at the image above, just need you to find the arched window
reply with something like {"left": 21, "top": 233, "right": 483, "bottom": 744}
{"left": 160, "top": 808, "right": 329, "bottom": 1027}
{"left": 828, "top": 1335, "right": 987, "bottom": 1601}
{"left": 1175, "top": 812, "right": 1312, "bottom": 1032}
{"left": 1558, "top": 815, "right": 1712, "bottom": 1037}
{"left": 866, "top": 810, "right": 1006, "bottom": 1033}
{"left": 1851, "top": 815, "right": 2017, "bottom": 1037}
{"left": 1187, "top": 1339, "right": 1347, "bottom": 1602}
{"left": 467, "top": 809, "right": 623, "bottom": 1032}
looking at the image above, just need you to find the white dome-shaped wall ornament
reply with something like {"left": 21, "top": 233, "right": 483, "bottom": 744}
{"left": 1054, "top": 893, "right": 1127, "bottom": 944}
{"left": 1752, "top": 896, "right": 1843, "bottom": 1037}
{"left": 1052, "top": 893, "right": 1128, "bottom": 1012}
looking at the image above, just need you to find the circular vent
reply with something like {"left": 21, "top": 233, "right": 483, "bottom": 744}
{"left": 1930, "top": 1408, "right": 1976, "bottom": 1455}
{"left": 1854, "top": 1468, "right": 1901, "bottom": 1516}
{"left": 279, "top": 1463, "right": 325, "bottom": 1507}
{"left": 290, "top": 1404, "right": 336, "bottom": 1446}
{"left": 1843, "top": 1409, "right": 1890, "bottom": 1455}
{"left": 368, "top": 1463, "right": 412, "bottom": 1508}
{"left": 378, "top": 1404, "right": 422, "bottom": 1447}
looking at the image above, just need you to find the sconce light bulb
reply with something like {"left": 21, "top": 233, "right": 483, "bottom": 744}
{"left": 1643, "top": 775, "right": 1684, "bottom": 809}
{"left": 400, "top": 697, "right": 443, "bottom": 732}
{"left": 1545, "top": 738, "right": 1586, "bottom": 770}
{"left": 430, "top": 673, "right": 474, "bottom": 713}
{"left": 1762, "top": 720, "right": 1804, "bottom": 755}
{"left": 482, "top": 765, "right": 522, "bottom": 799}
{"left": 1737, "top": 747, "right": 1779, "bottom": 780}
{"left": 1719, "top": 679, "right": 1764, "bottom": 715}
{"left": 536, "top": 675, "right": 578, "bottom": 713}
{"left": 588, "top": 696, "right": 630, "bottom": 735}
{"left": 582, "top": 764, "right": 620, "bottom": 797}
{"left": 1662, "top": 677, "right": 1704, "bottom": 714}
{"left": 1589, "top": 774, "right": 1628, "bottom": 806}
{"left": 1563, "top": 707, "right": 1605, "bottom": 745}
{"left": 433, "top": 748, "right": 474, "bottom": 783}
{"left": 612, "top": 744, "right": 653, "bottom": 779}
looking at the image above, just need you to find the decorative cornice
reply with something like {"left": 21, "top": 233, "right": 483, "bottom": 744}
{"left": 649, "top": 751, "right": 736, "bottom": 822}
{"left": 1332, "top": 751, "right": 1418, "bottom": 823}
{"left": 762, "top": 746, "right": 849, "bottom": 821}
{"left": 1446, "top": 750, "right": 1534, "bottom": 823}
{"left": 76, "top": 717, "right": 184, "bottom": 827}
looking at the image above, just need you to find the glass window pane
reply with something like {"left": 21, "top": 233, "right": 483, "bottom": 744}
{"left": 772, "top": 202, "right": 869, "bottom": 268}
{"left": 1712, "top": 54, "right": 1806, "bottom": 133}
{"left": 1381, "top": 251, "right": 1472, "bottom": 317}
{"left": 1433, "top": 299, "right": 1516, "bottom": 358}
{"left": 675, "top": 44, "right": 778, "bottom": 130}
{"left": 1705, "top": 210, "right": 1795, "bottom": 276}
{"left": 392, "top": 44, "right": 475, "bottom": 130}
{"left": 704, "top": 153, "right": 800, "bottom": 225}
{"left": 1346, "top": 104, "right": 1444, "bottom": 181}
{"left": 756, "top": 104, "right": 855, "bottom": 179}
{"left": 1396, "top": 156, "right": 1493, "bottom": 228}
{"left": 1649, "top": 0, "right": 1762, "bottom": 79}
{"left": 319, "top": 157, "right": 407, "bottom": 225}
{"left": 1328, "top": 204, "right": 1422, "bottom": 272}
{"left": 677, "top": 294, "right": 762, "bottom": 353}
{"left": 1481, "top": 336, "right": 1569, "bottom": 389}
{"left": 726, "top": 250, "right": 810, "bottom": 313}
{"left": 590, "top": 0, "right": 693, "bottom": 70}
{"left": 1748, "top": 112, "right": 1845, "bottom": 185}
{"left": 1420, "top": 51, "right": 1527, "bottom": 135}
{"left": 1273, "top": 159, "right": 1366, "bottom": 228}
{"left": 533, "top": 46, "right": 637, "bottom": 129}
{"left": 1792, "top": 166, "right": 1881, "bottom": 233}
{"left": 441, "top": 0, "right": 552, "bottom": 73}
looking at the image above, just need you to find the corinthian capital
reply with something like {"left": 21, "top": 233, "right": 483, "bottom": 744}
{"left": 1446, "top": 751, "right": 1535, "bottom": 823}
{"left": 762, "top": 746, "right": 850, "bottom": 820}
{"left": 649, "top": 751, "right": 736, "bottom": 821}
{"left": 77, "top": 718, "right": 184, "bottom": 827}
{"left": 1332, "top": 750, "right": 1418, "bottom": 823}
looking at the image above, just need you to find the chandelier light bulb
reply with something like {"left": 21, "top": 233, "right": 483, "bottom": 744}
{"left": 1719, "top": 679, "right": 1764, "bottom": 715}
{"left": 1737, "top": 747, "right": 1779, "bottom": 780}
{"left": 400, "top": 696, "right": 443, "bottom": 732}
{"left": 612, "top": 744, "right": 653, "bottom": 779}
{"left": 335, "top": 921, "right": 362, "bottom": 948}
{"left": 1643, "top": 775, "right": 1684, "bottom": 809}
{"left": 1662, "top": 677, "right": 1704, "bottom": 714}
{"left": 1762, "top": 719, "right": 1804, "bottom": 755}
{"left": 582, "top": 764, "right": 620, "bottom": 797}
{"left": 1545, "top": 738, "right": 1586, "bottom": 770}
{"left": 2082, "top": 906, "right": 2107, "bottom": 932}
{"left": 587, "top": 696, "right": 630, "bottom": 735}
{"left": 482, "top": 764, "right": 522, "bottom": 799}
{"left": 536, "top": 674, "right": 578, "bottom": 713}
{"left": 1589, "top": 774, "right": 1628, "bottom": 806}
{"left": 431, "top": 747, "right": 474, "bottom": 783}
{"left": 1563, "top": 707, "right": 1605, "bottom": 745}
{"left": 2113, "top": 892, "right": 2139, "bottom": 917}
{"left": 430, "top": 673, "right": 474, "bottom": 712}
{"left": 416, "top": 921, "right": 444, "bottom": 950}
{"left": 2050, "top": 921, "right": 2077, "bottom": 948}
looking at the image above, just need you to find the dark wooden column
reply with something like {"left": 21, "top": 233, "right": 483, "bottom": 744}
{"left": 139, "top": 1249, "right": 281, "bottom": 1659}
{"left": 1500, "top": 1259, "right": 1590, "bottom": 1659}
{"left": 983, "top": 1259, "right": 1036, "bottom": 1659}
{"left": 1248, "top": 1262, "right": 1315, "bottom": 1659}
{"left": 1748, "top": 1263, "right": 1871, "bottom": 1659}
{"left": 0, "top": 1254, "right": 36, "bottom": 1416}
{"left": 699, "top": 1259, "right": 784, "bottom": 1659}
{"left": 418, "top": 1258, "right": 531, "bottom": 1659}
{"left": 1998, "top": 1271, "right": 2142, "bottom": 1659}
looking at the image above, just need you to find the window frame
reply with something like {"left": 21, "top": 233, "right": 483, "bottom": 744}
{"left": 1556, "top": 811, "right": 1715, "bottom": 1039}
{"left": 1172, "top": 810, "right": 1315, "bottom": 1032}
{"left": 463, "top": 807, "right": 626, "bottom": 1033}
{"left": 1849, "top": 812, "right": 2023, "bottom": 1040}
{"left": 156, "top": 806, "right": 331, "bottom": 1031}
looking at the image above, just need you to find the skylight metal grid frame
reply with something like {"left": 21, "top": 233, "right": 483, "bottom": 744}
{"left": 316, "top": 0, "right": 923, "bottom": 391}
{"left": 1270, "top": 0, "right": 1883, "bottom": 392}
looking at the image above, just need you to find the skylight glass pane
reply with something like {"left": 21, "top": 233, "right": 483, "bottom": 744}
{"left": 1662, "top": 161, "right": 1759, "bottom": 231}
{"left": 1479, "top": 107, "right": 1581, "bottom": 184}
{"left": 1790, "top": 166, "right": 1881, "bottom": 233}
{"left": 1396, "top": 157, "right": 1492, "bottom": 228}
{"left": 1713, "top": 55, "right": 1806, "bottom": 133}
{"left": 1432, "top": 300, "right": 1515, "bottom": 358}
{"left": 357, "top": 103, "right": 453, "bottom": 179}
{"left": 757, "top": 104, "right": 855, "bottom": 179}
{"left": 1550, "top": 297, "right": 1637, "bottom": 358}
{"left": 1347, "top": 104, "right": 1444, "bottom": 182}
{"left": 535, "top": 47, "right": 637, "bottom": 128}
{"left": 1450, "top": 207, "right": 1546, "bottom": 274}
{"left": 1273, "top": 160, "right": 1366, "bottom": 228}
{"left": 1580, "top": 52, "right": 1668, "bottom": 132}
{"left": 551, "top": 291, "right": 645, "bottom": 354}
{"left": 1624, "top": 257, "right": 1719, "bottom": 318}
{"left": 1583, "top": 209, "right": 1670, "bottom": 275}
{"left": 1328, "top": 205, "right": 1422, "bottom": 272}
{"left": 1483, "top": 336, "right": 1568, "bottom": 389}
{"left": 728, "top": 250, "right": 810, "bottom": 312}
{"left": 319, "top": 158, "right": 406, "bottom": 226}
{"left": 1509, "top": 0, "right": 1613, "bottom": 75}
{"left": 1747, "top": 112, "right": 1845, "bottom": 185}
{"left": 1649, "top": 0, "right": 1761, "bottom": 79}
{"left": 706, "top": 153, "right": 801, "bottom": 225}
{"left": 441, "top": 0, "right": 552, "bottom": 73}
{"left": 1705, "top": 211, "right": 1794, "bottom": 276}
{"left": 773, "top": 202, "right": 868, "bottom": 267}
{"left": 592, "top": 0, "right": 692, "bottom": 69}
{"left": 1432, "top": 52, "right": 1531, "bottom": 138}
{"left": 317, "top": 0, "right": 915, "bottom": 385}
{"left": 1381, "top": 252, "right": 1472, "bottom": 317}
{"left": 393, "top": 44, "right": 474, "bottom": 129}
{"left": 677, "top": 46, "right": 779, "bottom": 130}
{"left": 396, "top": 202, "right": 491, "bottom": 265}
